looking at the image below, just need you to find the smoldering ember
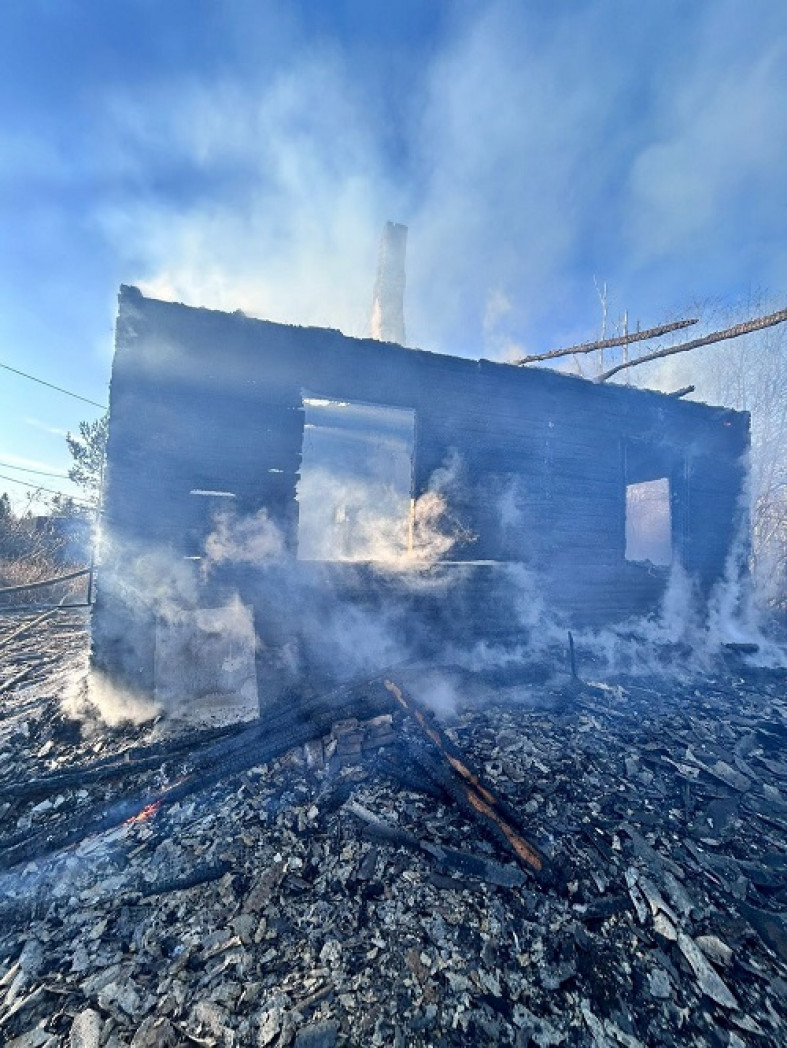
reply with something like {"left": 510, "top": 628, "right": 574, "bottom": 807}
{"left": 1, "top": 276, "right": 786, "bottom": 1048}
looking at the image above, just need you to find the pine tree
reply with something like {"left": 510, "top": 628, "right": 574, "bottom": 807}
{"left": 66, "top": 413, "right": 109, "bottom": 502}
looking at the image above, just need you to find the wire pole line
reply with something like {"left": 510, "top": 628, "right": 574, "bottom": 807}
{"left": 0, "top": 471, "right": 96, "bottom": 506}
{"left": 596, "top": 305, "right": 787, "bottom": 382}
{"left": 0, "top": 460, "right": 68, "bottom": 480}
{"left": 0, "top": 360, "right": 107, "bottom": 410}
{"left": 513, "top": 317, "right": 699, "bottom": 366}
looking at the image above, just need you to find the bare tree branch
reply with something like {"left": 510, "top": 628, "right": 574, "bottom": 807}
{"left": 513, "top": 317, "right": 698, "bottom": 365}
{"left": 596, "top": 307, "right": 787, "bottom": 382}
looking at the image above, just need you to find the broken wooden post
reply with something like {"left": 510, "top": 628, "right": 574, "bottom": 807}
{"left": 383, "top": 679, "right": 549, "bottom": 877}
{"left": 568, "top": 631, "right": 577, "bottom": 679}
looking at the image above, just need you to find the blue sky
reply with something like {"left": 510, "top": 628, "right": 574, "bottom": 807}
{"left": 1, "top": 0, "right": 785, "bottom": 508}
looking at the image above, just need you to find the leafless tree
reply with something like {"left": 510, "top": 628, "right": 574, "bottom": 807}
{"left": 632, "top": 293, "right": 787, "bottom": 620}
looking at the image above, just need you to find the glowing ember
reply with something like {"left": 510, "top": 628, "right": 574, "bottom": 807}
{"left": 125, "top": 800, "right": 162, "bottom": 825}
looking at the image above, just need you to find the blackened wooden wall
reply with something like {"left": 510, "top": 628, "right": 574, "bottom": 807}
{"left": 92, "top": 286, "right": 749, "bottom": 694}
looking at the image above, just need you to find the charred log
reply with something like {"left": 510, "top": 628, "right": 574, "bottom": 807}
{"left": 138, "top": 860, "right": 233, "bottom": 899}
{"left": 383, "top": 680, "right": 550, "bottom": 879}
{"left": 0, "top": 681, "right": 394, "bottom": 869}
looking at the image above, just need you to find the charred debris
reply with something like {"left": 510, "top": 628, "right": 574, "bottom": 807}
{"left": 0, "top": 611, "right": 786, "bottom": 1046}
{"left": 1, "top": 284, "right": 786, "bottom": 1045}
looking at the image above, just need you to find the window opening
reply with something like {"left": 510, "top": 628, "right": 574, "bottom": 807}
{"left": 297, "top": 397, "right": 415, "bottom": 562}
{"left": 625, "top": 477, "right": 672, "bottom": 566}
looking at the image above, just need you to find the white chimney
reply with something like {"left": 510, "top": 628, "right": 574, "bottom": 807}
{"left": 371, "top": 221, "right": 407, "bottom": 345}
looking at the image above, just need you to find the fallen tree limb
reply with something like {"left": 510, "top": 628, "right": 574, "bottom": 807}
{"left": 596, "top": 306, "right": 787, "bottom": 382}
{"left": 513, "top": 318, "right": 698, "bottom": 365}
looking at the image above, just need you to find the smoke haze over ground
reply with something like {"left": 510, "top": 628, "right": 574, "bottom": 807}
{"left": 82, "top": 454, "right": 786, "bottom": 727}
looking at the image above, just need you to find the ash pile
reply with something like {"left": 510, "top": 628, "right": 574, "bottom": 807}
{"left": 0, "top": 612, "right": 786, "bottom": 1047}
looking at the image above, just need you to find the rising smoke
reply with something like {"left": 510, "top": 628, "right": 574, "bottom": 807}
{"left": 77, "top": 443, "right": 785, "bottom": 730}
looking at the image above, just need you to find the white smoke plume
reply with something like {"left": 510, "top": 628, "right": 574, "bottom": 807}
{"left": 439, "top": 466, "right": 787, "bottom": 682}
{"left": 84, "top": 440, "right": 785, "bottom": 730}
{"left": 72, "top": 665, "right": 161, "bottom": 728}
{"left": 203, "top": 507, "right": 285, "bottom": 570}
{"left": 296, "top": 449, "right": 474, "bottom": 575}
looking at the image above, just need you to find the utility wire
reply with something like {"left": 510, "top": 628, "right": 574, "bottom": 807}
{"left": 0, "top": 361, "right": 107, "bottom": 410}
{"left": 0, "top": 460, "right": 68, "bottom": 480}
{"left": 0, "top": 471, "right": 96, "bottom": 506}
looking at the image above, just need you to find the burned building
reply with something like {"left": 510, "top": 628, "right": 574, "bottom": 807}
{"left": 92, "top": 286, "right": 749, "bottom": 717}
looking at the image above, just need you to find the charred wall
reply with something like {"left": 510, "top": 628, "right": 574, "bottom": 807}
{"left": 92, "top": 286, "right": 750, "bottom": 700}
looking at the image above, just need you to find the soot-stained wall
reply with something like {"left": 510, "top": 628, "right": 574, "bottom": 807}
{"left": 93, "top": 286, "right": 750, "bottom": 700}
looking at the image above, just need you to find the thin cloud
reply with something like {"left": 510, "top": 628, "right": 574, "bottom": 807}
{"left": 97, "top": 56, "right": 402, "bottom": 338}
{"left": 626, "top": 8, "right": 787, "bottom": 276}
{"left": 0, "top": 450, "right": 68, "bottom": 475}
{"left": 24, "top": 417, "right": 69, "bottom": 439}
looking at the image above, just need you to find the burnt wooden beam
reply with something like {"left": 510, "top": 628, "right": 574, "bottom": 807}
{"left": 568, "top": 631, "right": 578, "bottom": 678}
{"left": 406, "top": 739, "right": 554, "bottom": 883}
{"left": 138, "top": 860, "right": 233, "bottom": 898}
{"left": 0, "top": 682, "right": 393, "bottom": 870}
{"left": 383, "top": 680, "right": 550, "bottom": 878}
{"left": 346, "top": 801, "right": 527, "bottom": 888}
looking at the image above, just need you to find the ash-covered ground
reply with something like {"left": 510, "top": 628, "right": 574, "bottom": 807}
{"left": 0, "top": 610, "right": 786, "bottom": 1047}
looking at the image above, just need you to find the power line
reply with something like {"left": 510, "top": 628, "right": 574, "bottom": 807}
{"left": 0, "top": 361, "right": 107, "bottom": 410}
{"left": 0, "top": 471, "right": 96, "bottom": 507}
{"left": 0, "top": 460, "right": 69, "bottom": 480}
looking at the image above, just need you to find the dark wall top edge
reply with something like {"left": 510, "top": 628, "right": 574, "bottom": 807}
{"left": 116, "top": 285, "right": 750, "bottom": 424}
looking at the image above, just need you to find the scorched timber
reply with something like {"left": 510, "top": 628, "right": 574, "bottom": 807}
{"left": 346, "top": 800, "right": 528, "bottom": 889}
{"left": 1, "top": 679, "right": 552, "bottom": 889}
{"left": 383, "top": 680, "right": 550, "bottom": 880}
{"left": 0, "top": 683, "right": 393, "bottom": 870}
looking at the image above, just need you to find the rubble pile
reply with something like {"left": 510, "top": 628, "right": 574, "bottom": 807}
{"left": 0, "top": 610, "right": 785, "bottom": 1046}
